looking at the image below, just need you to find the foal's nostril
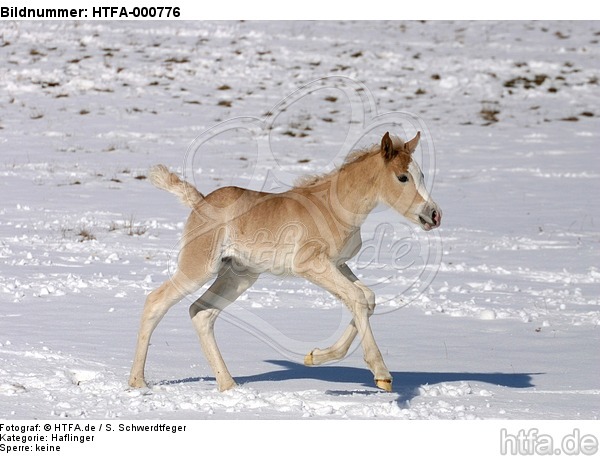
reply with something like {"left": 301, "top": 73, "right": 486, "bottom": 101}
{"left": 432, "top": 210, "right": 438, "bottom": 224}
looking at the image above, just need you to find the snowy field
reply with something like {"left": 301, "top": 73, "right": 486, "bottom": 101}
{"left": 0, "top": 21, "right": 598, "bottom": 420}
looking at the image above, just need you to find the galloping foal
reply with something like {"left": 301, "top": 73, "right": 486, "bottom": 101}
{"left": 129, "top": 131, "right": 442, "bottom": 392}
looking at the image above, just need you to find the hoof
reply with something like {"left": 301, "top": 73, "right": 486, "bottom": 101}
{"left": 218, "top": 380, "right": 237, "bottom": 392}
{"left": 128, "top": 377, "right": 148, "bottom": 389}
{"left": 375, "top": 378, "right": 392, "bottom": 392}
{"left": 304, "top": 351, "right": 315, "bottom": 366}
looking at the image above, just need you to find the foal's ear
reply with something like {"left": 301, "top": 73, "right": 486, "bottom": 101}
{"left": 381, "top": 132, "right": 395, "bottom": 162}
{"left": 404, "top": 131, "right": 421, "bottom": 154}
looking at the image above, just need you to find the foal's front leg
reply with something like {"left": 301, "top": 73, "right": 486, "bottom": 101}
{"left": 298, "top": 260, "right": 392, "bottom": 391}
{"left": 304, "top": 263, "right": 372, "bottom": 366}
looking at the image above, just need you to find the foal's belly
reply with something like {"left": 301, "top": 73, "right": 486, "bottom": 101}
{"left": 221, "top": 238, "right": 297, "bottom": 276}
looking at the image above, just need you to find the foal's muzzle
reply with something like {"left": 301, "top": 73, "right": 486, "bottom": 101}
{"left": 419, "top": 205, "right": 442, "bottom": 231}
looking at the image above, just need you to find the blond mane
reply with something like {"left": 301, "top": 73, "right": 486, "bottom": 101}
{"left": 293, "top": 135, "right": 409, "bottom": 189}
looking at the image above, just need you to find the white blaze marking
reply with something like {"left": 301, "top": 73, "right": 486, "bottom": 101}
{"left": 408, "top": 160, "right": 431, "bottom": 204}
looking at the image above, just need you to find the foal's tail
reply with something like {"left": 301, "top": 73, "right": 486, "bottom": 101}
{"left": 149, "top": 165, "right": 204, "bottom": 208}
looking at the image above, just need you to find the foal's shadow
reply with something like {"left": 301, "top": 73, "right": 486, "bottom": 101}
{"left": 160, "top": 359, "right": 539, "bottom": 404}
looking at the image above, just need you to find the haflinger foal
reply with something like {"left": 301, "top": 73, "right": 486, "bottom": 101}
{"left": 129, "top": 131, "right": 441, "bottom": 392}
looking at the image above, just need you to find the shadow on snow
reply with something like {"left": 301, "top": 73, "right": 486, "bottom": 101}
{"left": 159, "top": 359, "right": 540, "bottom": 404}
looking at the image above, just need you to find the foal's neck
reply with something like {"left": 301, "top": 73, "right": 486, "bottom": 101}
{"left": 329, "top": 151, "right": 381, "bottom": 228}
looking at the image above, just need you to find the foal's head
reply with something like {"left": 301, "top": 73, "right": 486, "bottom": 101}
{"left": 377, "top": 131, "right": 442, "bottom": 231}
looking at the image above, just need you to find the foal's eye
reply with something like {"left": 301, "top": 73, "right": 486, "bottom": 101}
{"left": 397, "top": 175, "right": 409, "bottom": 183}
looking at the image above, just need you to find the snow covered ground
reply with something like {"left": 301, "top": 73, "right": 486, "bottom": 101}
{"left": 0, "top": 20, "right": 598, "bottom": 420}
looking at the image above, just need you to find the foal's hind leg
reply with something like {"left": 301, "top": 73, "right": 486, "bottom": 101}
{"left": 304, "top": 264, "right": 373, "bottom": 366}
{"left": 189, "top": 262, "right": 258, "bottom": 391}
{"left": 129, "top": 270, "right": 207, "bottom": 388}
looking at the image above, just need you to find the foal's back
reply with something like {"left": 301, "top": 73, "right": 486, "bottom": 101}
{"left": 182, "top": 184, "right": 342, "bottom": 275}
